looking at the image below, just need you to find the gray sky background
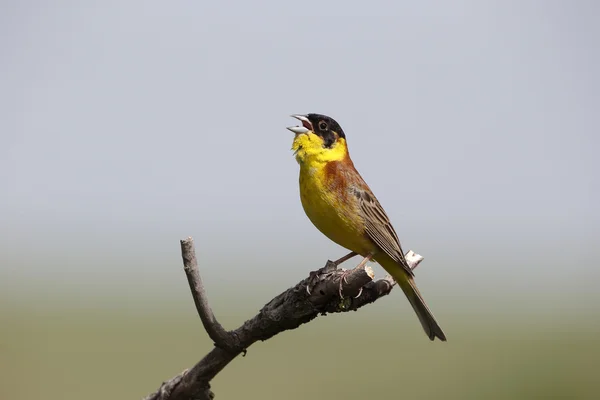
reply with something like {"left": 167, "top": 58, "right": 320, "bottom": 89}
{"left": 1, "top": 1, "right": 598, "bottom": 313}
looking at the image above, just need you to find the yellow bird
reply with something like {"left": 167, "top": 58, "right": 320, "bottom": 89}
{"left": 287, "top": 113, "right": 446, "bottom": 341}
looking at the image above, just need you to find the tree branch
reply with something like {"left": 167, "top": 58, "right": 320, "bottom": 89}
{"left": 180, "top": 238, "right": 238, "bottom": 352}
{"left": 144, "top": 237, "right": 423, "bottom": 400}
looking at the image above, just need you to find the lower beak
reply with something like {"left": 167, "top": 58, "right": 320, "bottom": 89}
{"left": 287, "top": 114, "right": 312, "bottom": 134}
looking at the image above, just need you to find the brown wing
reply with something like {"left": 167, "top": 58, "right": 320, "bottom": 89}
{"left": 352, "top": 185, "right": 414, "bottom": 277}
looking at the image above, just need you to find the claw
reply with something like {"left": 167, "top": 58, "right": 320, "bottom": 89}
{"left": 334, "top": 254, "right": 373, "bottom": 299}
{"left": 338, "top": 269, "right": 351, "bottom": 299}
{"left": 354, "top": 287, "right": 363, "bottom": 298}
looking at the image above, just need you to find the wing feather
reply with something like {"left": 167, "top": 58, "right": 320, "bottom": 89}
{"left": 353, "top": 186, "right": 414, "bottom": 277}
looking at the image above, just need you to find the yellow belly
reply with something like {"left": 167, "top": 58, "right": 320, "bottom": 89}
{"left": 299, "top": 166, "right": 374, "bottom": 256}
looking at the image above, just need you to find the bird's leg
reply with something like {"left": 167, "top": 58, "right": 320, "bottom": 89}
{"left": 306, "top": 252, "right": 360, "bottom": 296}
{"left": 339, "top": 254, "right": 373, "bottom": 298}
{"left": 332, "top": 251, "right": 358, "bottom": 267}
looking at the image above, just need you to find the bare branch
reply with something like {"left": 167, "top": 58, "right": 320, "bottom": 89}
{"left": 144, "top": 239, "right": 424, "bottom": 400}
{"left": 180, "top": 238, "right": 236, "bottom": 351}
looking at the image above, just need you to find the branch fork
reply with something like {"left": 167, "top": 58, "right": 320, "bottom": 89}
{"left": 144, "top": 237, "right": 424, "bottom": 400}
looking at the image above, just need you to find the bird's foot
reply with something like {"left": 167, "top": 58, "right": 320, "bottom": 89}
{"left": 338, "top": 254, "right": 373, "bottom": 298}
{"left": 338, "top": 269, "right": 352, "bottom": 298}
{"left": 306, "top": 260, "right": 338, "bottom": 295}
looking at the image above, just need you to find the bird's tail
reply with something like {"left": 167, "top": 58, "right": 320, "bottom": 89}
{"left": 382, "top": 258, "right": 447, "bottom": 341}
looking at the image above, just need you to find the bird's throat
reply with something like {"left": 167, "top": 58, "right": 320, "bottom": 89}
{"left": 293, "top": 134, "right": 348, "bottom": 166}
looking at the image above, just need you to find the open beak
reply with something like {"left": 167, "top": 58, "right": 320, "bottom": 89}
{"left": 287, "top": 114, "right": 313, "bottom": 134}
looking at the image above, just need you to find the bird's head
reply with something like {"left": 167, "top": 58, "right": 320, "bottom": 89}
{"left": 287, "top": 113, "right": 348, "bottom": 164}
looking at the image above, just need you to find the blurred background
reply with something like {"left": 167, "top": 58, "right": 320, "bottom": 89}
{"left": 1, "top": 1, "right": 599, "bottom": 399}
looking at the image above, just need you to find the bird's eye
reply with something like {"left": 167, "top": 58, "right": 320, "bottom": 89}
{"left": 318, "top": 121, "right": 328, "bottom": 130}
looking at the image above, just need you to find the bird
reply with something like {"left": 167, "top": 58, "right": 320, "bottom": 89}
{"left": 287, "top": 113, "right": 446, "bottom": 341}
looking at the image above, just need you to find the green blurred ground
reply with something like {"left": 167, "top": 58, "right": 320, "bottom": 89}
{"left": 1, "top": 293, "right": 598, "bottom": 400}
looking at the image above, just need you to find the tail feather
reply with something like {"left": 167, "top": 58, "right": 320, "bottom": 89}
{"left": 382, "top": 258, "right": 447, "bottom": 341}
{"left": 397, "top": 277, "right": 446, "bottom": 341}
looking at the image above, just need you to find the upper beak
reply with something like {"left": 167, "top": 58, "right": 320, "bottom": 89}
{"left": 287, "top": 114, "right": 312, "bottom": 134}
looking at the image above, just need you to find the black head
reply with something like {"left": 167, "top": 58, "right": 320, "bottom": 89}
{"left": 305, "top": 113, "right": 346, "bottom": 148}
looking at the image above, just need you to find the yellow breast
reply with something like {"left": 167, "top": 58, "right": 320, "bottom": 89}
{"left": 294, "top": 134, "right": 374, "bottom": 256}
